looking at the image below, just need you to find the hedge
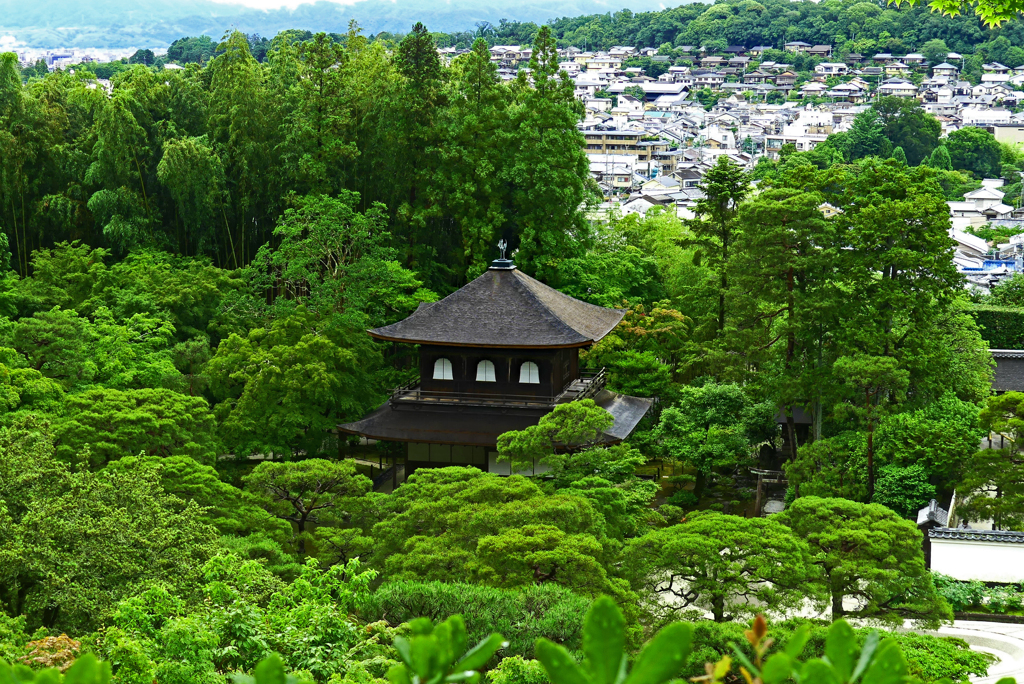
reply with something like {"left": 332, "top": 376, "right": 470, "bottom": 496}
{"left": 970, "top": 305, "right": 1024, "bottom": 349}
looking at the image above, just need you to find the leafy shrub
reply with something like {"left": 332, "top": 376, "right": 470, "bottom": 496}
{"left": 666, "top": 489, "right": 698, "bottom": 507}
{"left": 356, "top": 580, "right": 588, "bottom": 659}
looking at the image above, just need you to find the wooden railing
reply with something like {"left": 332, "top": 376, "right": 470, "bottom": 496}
{"left": 388, "top": 368, "right": 608, "bottom": 409}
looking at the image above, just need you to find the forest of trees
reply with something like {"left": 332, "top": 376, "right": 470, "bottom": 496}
{"left": 1, "top": 8, "right": 1023, "bottom": 684}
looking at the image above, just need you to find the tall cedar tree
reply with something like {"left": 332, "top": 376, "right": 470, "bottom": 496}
{"left": 506, "top": 26, "right": 592, "bottom": 280}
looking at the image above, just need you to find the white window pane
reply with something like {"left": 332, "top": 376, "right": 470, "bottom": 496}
{"left": 519, "top": 361, "right": 540, "bottom": 384}
{"left": 433, "top": 358, "right": 453, "bottom": 380}
{"left": 476, "top": 360, "right": 495, "bottom": 382}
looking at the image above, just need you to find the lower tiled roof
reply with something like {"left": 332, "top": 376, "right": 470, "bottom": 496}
{"left": 929, "top": 527, "right": 1024, "bottom": 543}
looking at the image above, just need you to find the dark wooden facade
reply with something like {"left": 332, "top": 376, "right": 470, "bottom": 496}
{"left": 418, "top": 345, "right": 579, "bottom": 398}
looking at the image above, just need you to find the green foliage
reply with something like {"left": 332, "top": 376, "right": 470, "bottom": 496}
{"left": 496, "top": 400, "right": 614, "bottom": 471}
{"left": 243, "top": 458, "right": 371, "bottom": 554}
{"left": 652, "top": 382, "right": 776, "bottom": 496}
{"left": 872, "top": 464, "right": 936, "bottom": 518}
{"left": 535, "top": 596, "right": 693, "bottom": 684}
{"left": 54, "top": 387, "right": 219, "bottom": 466}
{"left": 625, "top": 512, "right": 821, "bottom": 623}
{"left": 959, "top": 392, "right": 1024, "bottom": 529}
{"left": 0, "top": 415, "right": 217, "bottom": 632}
{"left": 972, "top": 304, "right": 1024, "bottom": 348}
{"left": 946, "top": 127, "right": 1002, "bottom": 178}
{"left": 387, "top": 613, "right": 505, "bottom": 684}
{"left": 207, "top": 307, "right": 382, "bottom": 458}
{"left": 778, "top": 496, "right": 952, "bottom": 627}
{"left": 357, "top": 580, "right": 587, "bottom": 659}
{"left": 367, "top": 467, "right": 621, "bottom": 600}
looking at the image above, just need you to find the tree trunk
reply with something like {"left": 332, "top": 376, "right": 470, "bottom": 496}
{"left": 786, "top": 407, "right": 798, "bottom": 461}
{"left": 712, "top": 593, "right": 726, "bottom": 622}
{"left": 831, "top": 592, "right": 844, "bottom": 621}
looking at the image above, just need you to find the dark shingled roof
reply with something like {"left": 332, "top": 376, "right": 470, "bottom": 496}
{"left": 369, "top": 265, "right": 626, "bottom": 348}
{"left": 929, "top": 527, "right": 1024, "bottom": 543}
{"left": 338, "top": 390, "right": 654, "bottom": 447}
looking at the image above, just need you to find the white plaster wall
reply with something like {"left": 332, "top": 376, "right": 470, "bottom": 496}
{"left": 931, "top": 539, "right": 1024, "bottom": 583}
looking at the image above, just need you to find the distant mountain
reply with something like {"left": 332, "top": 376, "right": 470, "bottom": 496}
{"left": 0, "top": 0, "right": 674, "bottom": 48}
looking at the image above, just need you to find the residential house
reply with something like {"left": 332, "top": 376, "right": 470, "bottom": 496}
{"left": 582, "top": 129, "right": 644, "bottom": 156}
{"left": 773, "top": 71, "right": 797, "bottom": 87}
{"left": 877, "top": 78, "right": 917, "bottom": 97}
{"left": 815, "top": 62, "right": 849, "bottom": 76}
{"left": 799, "top": 82, "right": 828, "bottom": 97}
{"left": 884, "top": 61, "right": 911, "bottom": 77}
{"left": 872, "top": 53, "right": 893, "bottom": 63}
{"left": 748, "top": 45, "right": 773, "bottom": 57}
{"left": 701, "top": 55, "right": 726, "bottom": 68}
{"left": 784, "top": 41, "right": 812, "bottom": 53}
{"left": 828, "top": 81, "right": 869, "bottom": 102}
{"left": 744, "top": 70, "right": 771, "bottom": 84}
{"left": 807, "top": 45, "right": 833, "bottom": 58}
{"left": 903, "top": 53, "right": 926, "bottom": 65}
{"left": 932, "top": 62, "right": 959, "bottom": 80}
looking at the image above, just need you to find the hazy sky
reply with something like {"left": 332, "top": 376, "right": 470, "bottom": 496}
{"left": 207, "top": 0, "right": 363, "bottom": 8}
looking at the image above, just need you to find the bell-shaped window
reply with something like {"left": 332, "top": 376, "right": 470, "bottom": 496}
{"left": 433, "top": 357, "right": 453, "bottom": 380}
{"left": 476, "top": 360, "right": 496, "bottom": 382}
{"left": 519, "top": 361, "right": 540, "bottom": 384}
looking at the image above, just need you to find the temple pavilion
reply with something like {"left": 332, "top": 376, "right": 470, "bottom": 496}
{"left": 338, "top": 255, "right": 654, "bottom": 476}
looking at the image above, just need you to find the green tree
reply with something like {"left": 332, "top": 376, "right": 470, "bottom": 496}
{"left": 246, "top": 192, "right": 433, "bottom": 329}
{"left": 53, "top": 388, "right": 219, "bottom": 467}
{"left": 128, "top": 49, "right": 156, "bottom": 66}
{"left": 872, "top": 464, "right": 936, "bottom": 518}
{"left": 625, "top": 512, "right": 821, "bottom": 622}
{"left": 243, "top": 458, "right": 371, "bottom": 554}
{"left": 689, "top": 155, "right": 750, "bottom": 336}
{"left": 0, "top": 416, "right": 216, "bottom": 631}
{"left": 653, "top": 383, "right": 776, "bottom": 499}
{"left": 945, "top": 126, "right": 1002, "bottom": 178}
{"left": 959, "top": 391, "right": 1024, "bottom": 530}
{"left": 921, "top": 38, "right": 950, "bottom": 65}
{"left": 873, "top": 97, "right": 940, "bottom": 166}
{"left": 156, "top": 136, "right": 226, "bottom": 257}
{"left": 368, "top": 467, "right": 620, "bottom": 599}
{"left": 778, "top": 496, "right": 951, "bottom": 627}
{"left": 278, "top": 33, "right": 357, "bottom": 196}
{"left": 207, "top": 307, "right": 381, "bottom": 458}
{"left": 844, "top": 109, "right": 890, "bottom": 161}
{"left": 831, "top": 354, "right": 909, "bottom": 500}
{"left": 891, "top": 146, "right": 907, "bottom": 165}
{"left": 929, "top": 145, "right": 952, "bottom": 170}
{"left": 496, "top": 399, "right": 614, "bottom": 472}
{"left": 505, "top": 25, "right": 592, "bottom": 279}
{"left": 436, "top": 38, "right": 510, "bottom": 277}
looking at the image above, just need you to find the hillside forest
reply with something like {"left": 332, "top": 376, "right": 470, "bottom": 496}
{"left": 1, "top": 7, "right": 1024, "bottom": 684}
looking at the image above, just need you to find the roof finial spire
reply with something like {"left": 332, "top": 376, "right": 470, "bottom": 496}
{"left": 490, "top": 239, "right": 515, "bottom": 270}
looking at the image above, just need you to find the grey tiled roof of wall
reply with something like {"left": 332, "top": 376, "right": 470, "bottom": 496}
{"left": 929, "top": 528, "right": 1024, "bottom": 543}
